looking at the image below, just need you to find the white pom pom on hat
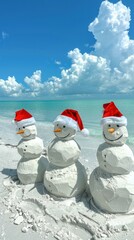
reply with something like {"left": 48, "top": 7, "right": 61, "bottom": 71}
{"left": 81, "top": 128, "right": 90, "bottom": 137}
{"left": 54, "top": 109, "right": 89, "bottom": 136}
{"left": 101, "top": 101, "right": 127, "bottom": 126}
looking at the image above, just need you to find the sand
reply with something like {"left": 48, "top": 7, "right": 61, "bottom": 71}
{"left": 0, "top": 116, "right": 134, "bottom": 240}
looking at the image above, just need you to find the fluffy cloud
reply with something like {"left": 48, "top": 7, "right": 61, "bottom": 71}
{"left": 24, "top": 70, "right": 44, "bottom": 97}
{"left": 43, "top": 0, "right": 134, "bottom": 96}
{"left": 44, "top": 49, "right": 111, "bottom": 95}
{"left": 1, "top": 0, "right": 134, "bottom": 98}
{"left": 88, "top": 0, "right": 134, "bottom": 93}
{"left": 0, "top": 76, "right": 23, "bottom": 97}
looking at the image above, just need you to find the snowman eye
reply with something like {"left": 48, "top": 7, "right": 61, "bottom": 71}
{"left": 108, "top": 124, "right": 111, "bottom": 127}
{"left": 116, "top": 125, "right": 120, "bottom": 127}
{"left": 57, "top": 124, "right": 59, "bottom": 126}
{"left": 19, "top": 128, "right": 21, "bottom": 130}
{"left": 23, "top": 126, "right": 25, "bottom": 129}
{"left": 63, "top": 126, "right": 66, "bottom": 128}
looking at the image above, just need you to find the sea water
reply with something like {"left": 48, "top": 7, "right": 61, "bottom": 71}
{"left": 0, "top": 99, "right": 134, "bottom": 146}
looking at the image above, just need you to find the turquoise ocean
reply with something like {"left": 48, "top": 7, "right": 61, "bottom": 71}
{"left": 0, "top": 99, "right": 134, "bottom": 145}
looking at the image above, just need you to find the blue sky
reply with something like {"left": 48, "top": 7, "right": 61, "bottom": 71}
{"left": 0, "top": 0, "right": 134, "bottom": 99}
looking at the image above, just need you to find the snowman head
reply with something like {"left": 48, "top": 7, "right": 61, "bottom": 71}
{"left": 101, "top": 102, "right": 128, "bottom": 146}
{"left": 53, "top": 109, "right": 89, "bottom": 140}
{"left": 14, "top": 109, "right": 37, "bottom": 140}
{"left": 103, "top": 123, "right": 128, "bottom": 145}
{"left": 16, "top": 124, "right": 37, "bottom": 140}
{"left": 54, "top": 122, "right": 76, "bottom": 140}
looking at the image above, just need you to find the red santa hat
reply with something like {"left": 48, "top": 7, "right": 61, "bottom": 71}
{"left": 101, "top": 101, "right": 127, "bottom": 126}
{"left": 54, "top": 109, "right": 89, "bottom": 136}
{"left": 14, "top": 109, "right": 36, "bottom": 128}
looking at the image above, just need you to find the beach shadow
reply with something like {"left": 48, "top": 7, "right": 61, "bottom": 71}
{"left": 69, "top": 160, "right": 88, "bottom": 202}
{"left": 27, "top": 155, "right": 49, "bottom": 195}
{"left": 27, "top": 182, "right": 47, "bottom": 195}
{"left": 1, "top": 168, "right": 17, "bottom": 178}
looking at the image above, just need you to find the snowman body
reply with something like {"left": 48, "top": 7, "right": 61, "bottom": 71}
{"left": 90, "top": 115, "right": 134, "bottom": 213}
{"left": 44, "top": 161, "right": 86, "bottom": 198}
{"left": 44, "top": 121, "right": 87, "bottom": 198}
{"left": 48, "top": 138, "right": 80, "bottom": 167}
{"left": 90, "top": 167, "right": 134, "bottom": 213}
{"left": 97, "top": 142, "right": 134, "bottom": 174}
{"left": 16, "top": 124, "right": 46, "bottom": 184}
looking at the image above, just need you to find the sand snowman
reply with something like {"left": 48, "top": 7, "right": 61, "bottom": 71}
{"left": 44, "top": 109, "right": 89, "bottom": 198}
{"left": 89, "top": 102, "right": 134, "bottom": 213}
{"left": 14, "top": 109, "right": 47, "bottom": 184}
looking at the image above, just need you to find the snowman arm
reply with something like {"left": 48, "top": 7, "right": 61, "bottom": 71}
{"left": 74, "top": 139, "right": 81, "bottom": 150}
{"left": 42, "top": 147, "right": 47, "bottom": 156}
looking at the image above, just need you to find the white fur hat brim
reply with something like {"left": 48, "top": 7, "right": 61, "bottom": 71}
{"left": 101, "top": 116, "right": 127, "bottom": 126}
{"left": 54, "top": 115, "right": 78, "bottom": 131}
{"left": 15, "top": 117, "right": 36, "bottom": 128}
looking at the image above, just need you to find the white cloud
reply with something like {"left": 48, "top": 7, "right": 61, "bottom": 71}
{"left": 0, "top": 76, "right": 23, "bottom": 97}
{"left": 88, "top": 1, "right": 132, "bottom": 67}
{"left": 24, "top": 70, "right": 44, "bottom": 96}
{"left": 1, "top": 31, "right": 8, "bottom": 40}
{"left": 44, "top": 0, "right": 134, "bottom": 96}
{"left": 1, "top": 0, "right": 134, "bottom": 98}
{"left": 55, "top": 60, "right": 61, "bottom": 65}
{"left": 87, "top": 0, "right": 134, "bottom": 94}
{"left": 44, "top": 48, "right": 110, "bottom": 95}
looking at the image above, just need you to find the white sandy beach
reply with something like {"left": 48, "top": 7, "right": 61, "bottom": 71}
{"left": 0, "top": 116, "right": 134, "bottom": 240}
